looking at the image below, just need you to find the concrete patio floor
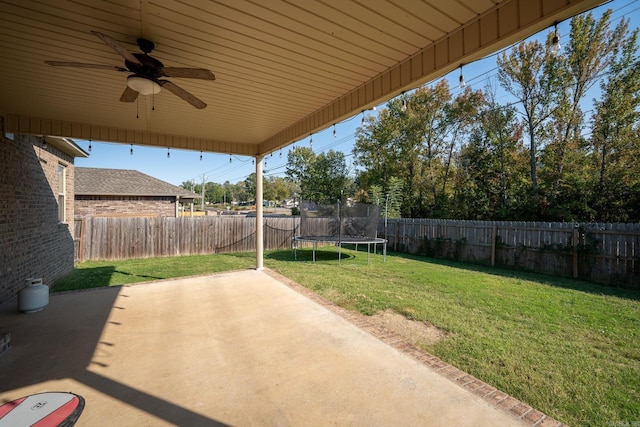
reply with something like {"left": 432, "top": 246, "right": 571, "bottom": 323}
{"left": 0, "top": 269, "right": 556, "bottom": 426}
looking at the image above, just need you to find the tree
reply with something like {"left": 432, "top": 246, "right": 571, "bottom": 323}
{"left": 285, "top": 148, "right": 348, "bottom": 203}
{"left": 497, "top": 39, "right": 556, "bottom": 213}
{"left": 260, "top": 176, "right": 291, "bottom": 204}
{"left": 589, "top": 26, "right": 640, "bottom": 221}
{"left": 542, "top": 11, "right": 631, "bottom": 219}
{"left": 354, "top": 80, "right": 482, "bottom": 217}
{"left": 456, "top": 84, "right": 528, "bottom": 220}
{"left": 205, "top": 182, "right": 225, "bottom": 204}
{"left": 304, "top": 150, "right": 348, "bottom": 203}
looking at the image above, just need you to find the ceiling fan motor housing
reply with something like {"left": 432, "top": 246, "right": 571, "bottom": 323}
{"left": 125, "top": 53, "right": 164, "bottom": 79}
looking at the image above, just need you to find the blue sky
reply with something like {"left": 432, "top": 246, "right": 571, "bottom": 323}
{"left": 75, "top": 0, "right": 640, "bottom": 187}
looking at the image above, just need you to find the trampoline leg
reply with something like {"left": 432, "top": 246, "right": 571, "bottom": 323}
{"left": 338, "top": 243, "right": 342, "bottom": 265}
{"left": 313, "top": 241, "right": 317, "bottom": 262}
{"left": 367, "top": 243, "right": 371, "bottom": 265}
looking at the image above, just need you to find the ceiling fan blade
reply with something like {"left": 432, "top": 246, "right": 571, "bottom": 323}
{"left": 120, "top": 86, "right": 139, "bottom": 102}
{"left": 91, "top": 30, "right": 142, "bottom": 66}
{"left": 45, "top": 61, "right": 127, "bottom": 72}
{"left": 160, "top": 81, "right": 207, "bottom": 109}
{"left": 161, "top": 67, "right": 215, "bottom": 80}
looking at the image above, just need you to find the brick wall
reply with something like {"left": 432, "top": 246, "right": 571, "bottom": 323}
{"left": 75, "top": 196, "right": 177, "bottom": 217}
{"left": 0, "top": 133, "right": 75, "bottom": 304}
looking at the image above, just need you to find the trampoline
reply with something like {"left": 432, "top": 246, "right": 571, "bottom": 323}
{"left": 293, "top": 200, "right": 387, "bottom": 264}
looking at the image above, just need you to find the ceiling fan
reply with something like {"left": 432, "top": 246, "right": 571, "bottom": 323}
{"left": 45, "top": 31, "right": 215, "bottom": 109}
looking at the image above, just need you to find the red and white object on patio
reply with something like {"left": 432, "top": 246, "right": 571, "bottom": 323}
{"left": 0, "top": 392, "right": 85, "bottom": 426}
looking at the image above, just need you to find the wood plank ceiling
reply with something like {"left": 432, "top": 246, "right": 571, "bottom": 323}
{"left": 0, "top": 0, "right": 605, "bottom": 157}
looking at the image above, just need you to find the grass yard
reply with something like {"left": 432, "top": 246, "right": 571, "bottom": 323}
{"left": 54, "top": 247, "right": 640, "bottom": 426}
{"left": 53, "top": 252, "right": 256, "bottom": 292}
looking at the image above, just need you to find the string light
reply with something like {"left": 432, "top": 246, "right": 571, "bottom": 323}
{"left": 459, "top": 65, "right": 466, "bottom": 88}
{"left": 401, "top": 94, "right": 407, "bottom": 112}
{"left": 167, "top": 147, "right": 170, "bottom": 158}
{"left": 551, "top": 23, "right": 561, "bottom": 55}
{"left": 252, "top": 159, "right": 255, "bottom": 165}
{"left": 42, "top": 139, "right": 47, "bottom": 149}
{"left": 332, "top": 124, "right": 336, "bottom": 138}
{"left": 130, "top": 144, "right": 133, "bottom": 155}
{"left": 361, "top": 111, "right": 365, "bottom": 126}
{"left": 88, "top": 140, "right": 92, "bottom": 152}
{"left": 309, "top": 134, "right": 313, "bottom": 146}
{"left": 200, "top": 150, "right": 203, "bottom": 161}
{"left": 279, "top": 149, "right": 282, "bottom": 158}
{"left": 229, "top": 155, "right": 232, "bottom": 163}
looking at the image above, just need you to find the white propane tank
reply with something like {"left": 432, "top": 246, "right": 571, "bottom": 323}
{"left": 18, "top": 278, "right": 49, "bottom": 313}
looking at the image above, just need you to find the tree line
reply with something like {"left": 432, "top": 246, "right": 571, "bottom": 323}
{"left": 183, "top": 10, "right": 640, "bottom": 222}
{"left": 355, "top": 10, "right": 640, "bottom": 222}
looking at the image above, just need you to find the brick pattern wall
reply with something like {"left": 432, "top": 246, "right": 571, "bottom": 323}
{"left": 75, "top": 196, "right": 177, "bottom": 217}
{"left": 0, "top": 134, "right": 75, "bottom": 304}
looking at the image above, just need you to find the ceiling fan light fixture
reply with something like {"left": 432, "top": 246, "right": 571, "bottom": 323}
{"left": 127, "top": 75, "right": 161, "bottom": 95}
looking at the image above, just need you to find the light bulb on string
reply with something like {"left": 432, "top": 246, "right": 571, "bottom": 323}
{"left": 252, "top": 159, "right": 255, "bottom": 166}
{"left": 167, "top": 147, "right": 170, "bottom": 159}
{"left": 401, "top": 97, "right": 407, "bottom": 112}
{"left": 333, "top": 124, "right": 336, "bottom": 138}
{"left": 88, "top": 140, "right": 92, "bottom": 152}
{"left": 361, "top": 111, "right": 365, "bottom": 126}
{"left": 459, "top": 66, "right": 466, "bottom": 88}
{"left": 200, "top": 151, "right": 203, "bottom": 161}
{"left": 550, "top": 23, "right": 561, "bottom": 55}
{"left": 130, "top": 144, "right": 133, "bottom": 155}
{"left": 309, "top": 134, "right": 313, "bottom": 147}
{"left": 279, "top": 149, "right": 282, "bottom": 158}
{"left": 229, "top": 155, "right": 232, "bottom": 163}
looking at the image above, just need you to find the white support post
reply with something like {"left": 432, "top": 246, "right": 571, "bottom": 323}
{"left": 256, "top": 155, "right": 264, "bottom": 270}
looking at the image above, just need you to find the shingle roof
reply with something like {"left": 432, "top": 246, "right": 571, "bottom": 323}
{"left": 75, "top": 168, "right": 199, "bottom": 200}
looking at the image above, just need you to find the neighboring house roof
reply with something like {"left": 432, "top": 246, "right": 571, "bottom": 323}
{"left": 75, "top": 168, "right": 199, "bottom": 202}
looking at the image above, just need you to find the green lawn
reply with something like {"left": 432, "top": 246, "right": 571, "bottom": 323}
{"left": 52, "top": 252, "right": 256, "bottom": 292}
{"left": 55, "top": 248, "right": 640, "bottom": 427}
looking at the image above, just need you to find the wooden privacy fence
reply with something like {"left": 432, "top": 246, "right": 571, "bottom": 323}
{"left": 74, "top": 216, "right": 299, "bottom": 262}
{"left": 382, "top": 219, "right": 639, "bottom": 288}
{"left": 74, "top": 216, "right": 639, "bottom": 287}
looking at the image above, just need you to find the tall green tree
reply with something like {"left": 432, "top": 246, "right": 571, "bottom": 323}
{"left": 286, "top": 148, "right": 348, "bottom": 203}
{"left": 542, "top": 11, "right": 630, "bottom": 219}
{"left": 589, "top": 26, "right": 640, "bottom": 221}
{"left": 353, "top": 110, "right": 404, "bottom": 191}
{"left": 497, "top": 39, "right": 556, "bottom": 213}
{"left": 456, "top": 84, "right": 528, "bottom": 220}
{"left": 304, "top": 150, "right": 348, "bottom": 203}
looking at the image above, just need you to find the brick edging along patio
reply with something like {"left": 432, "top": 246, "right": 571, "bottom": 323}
{"left": 263, "top": 268, "right": 568, "bottom": 427}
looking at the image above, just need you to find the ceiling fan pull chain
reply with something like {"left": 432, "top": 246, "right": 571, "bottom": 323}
{"left": 136, "top": 97, "right": 139, "bottom": 119}
{"left": 152, "top": 90, "right": 155, "bottom": 111}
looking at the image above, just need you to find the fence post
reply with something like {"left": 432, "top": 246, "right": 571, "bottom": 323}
{"left": 394, "top": 220, "right": 398, "bottom": 252}
{"left": 573, "top": 227, "right": 579, "bottom": 279}
{"left": 491, "top": 225, "right": 497, "bottom": 267}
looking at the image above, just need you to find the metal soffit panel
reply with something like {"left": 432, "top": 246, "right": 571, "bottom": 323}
{"left": 0, "top": 0, "right": 605, "bottom": 156}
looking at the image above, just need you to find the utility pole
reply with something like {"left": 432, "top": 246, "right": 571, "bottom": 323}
{"left": 201, "top": 174, "right": 206, "bottom": 211}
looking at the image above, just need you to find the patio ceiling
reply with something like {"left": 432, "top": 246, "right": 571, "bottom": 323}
{"left": 0, "top": 0, "right": 604, "bottom": 157}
